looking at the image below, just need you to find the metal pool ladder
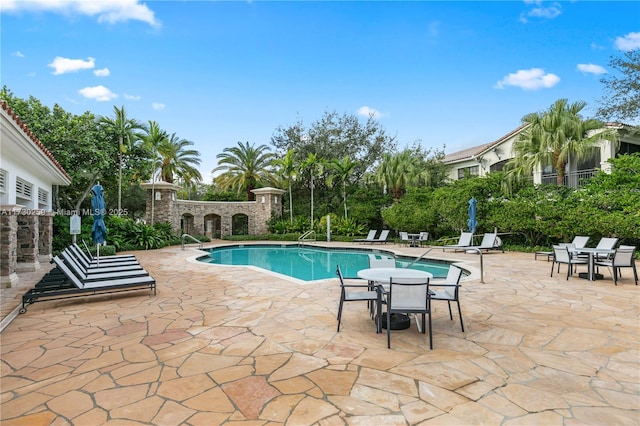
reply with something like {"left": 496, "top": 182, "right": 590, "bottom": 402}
{"left": 298, "top": 230, "right": 316, "bottom": 243}
{"left": 181, "top": 233, "right": 203, "bottom": 250}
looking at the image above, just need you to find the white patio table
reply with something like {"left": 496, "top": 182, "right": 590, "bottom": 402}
{"left": 357, "top": 267, "right": 433, "bottom": 332}
{"left": 569, "top": 247, "right": 615, "bottom": 281}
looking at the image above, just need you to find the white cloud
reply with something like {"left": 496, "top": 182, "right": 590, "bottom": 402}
{"left": 78, "top": 85, "right": 117, "bottom": 102}
{"left": 152, "top": 102, "right": 166, "bottom": 111}
{"left": 495, "top": 68, "right": 560, "bottom": 90}
{"left": 48, "top": 56, "right": 95, "bottom": 75}
{"left": 94, "top": 68, "right": 110, "bottom": 77}
{"left": 357, "top": 106, "right": 385, "bottom": 119}
{"left": 577, "top": 63, "right": 607, "bottom": 75}
{"left": 519, "top": 1, "right": 562, "bottom": 23}
{"left": 615, "top": 32, "right": 640, "bottom": 51}
{"left": 12, "top": 51, "right": 25, "bottom": 58}
{"left": 124, "top": 93, "right": 141, "bottom": 101}
{"left": 0, "top": 0, "right": 159, "bottom": 28}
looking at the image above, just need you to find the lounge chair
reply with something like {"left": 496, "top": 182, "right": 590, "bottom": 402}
{"left": 61, "top": 249, "right": 146, "bottom": 277}
{"left": 57, "top": 253, "right": 150, "bottom": 282}
{"left": 465, "top": 233, "right": 503, "bottom": 253}
{"left": 370, "top": 229, "right": 390, "bottom": 244}
{"left": 68, "top": 246, "right": 141, "bottom": 270}
{"left": 442, "top": 232, "right": 474, "bottom": 252}
{"left": 20, "top": 256, "right": 156, "bottom": 313}
{"left": 78, "top": 242, "right": 137, "bottom": 262}
{"left": 354, "top": 230, "right": 378, "bottom": 244}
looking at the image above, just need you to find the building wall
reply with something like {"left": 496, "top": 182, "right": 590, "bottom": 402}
{"left": 141, "top": 183, "right": 285, "bottom": 238}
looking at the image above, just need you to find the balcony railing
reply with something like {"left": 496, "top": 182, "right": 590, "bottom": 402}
{"left": 541, "top": 169, "right": 598, "bottom": 188}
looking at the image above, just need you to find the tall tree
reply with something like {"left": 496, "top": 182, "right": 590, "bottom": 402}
{"left": 370, "top": 151, "right": 417, "bottom": 202}
{"left": 507, "top": 99, "right": 618, "bottom": 186}
{"left": 272, "top": 149, "right": 297, "bottom": 223}
{"left": 98, "top": 105, "right": 144, "bottom": 215}
{"left": 141, "top": 121, "right": 168, "bottom": 223}
{"left": 596, "top": 49, "right": 640, "bottom": 123}
{"left": 158, "top": 133, "right": 203, "bottom": 185}
{"left": 213, "top": 141, "right": 275, "bottom": 201}
{"left": 271, "top": 110, "right": 396, "bottom": 180}
{"left": 326, "top": 156, "right": 358, "bottom": 218}
{"left": 300, "top": 153, "right": 324, "bottom": 228}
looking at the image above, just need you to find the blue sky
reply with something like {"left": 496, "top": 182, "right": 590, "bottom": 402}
{"left": 2, "top": 1, "right": 639, "bottom": 181}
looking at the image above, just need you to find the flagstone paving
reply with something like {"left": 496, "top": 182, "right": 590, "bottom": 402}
{"left": 1, "top": 242, "right": 638, "bottom": 425}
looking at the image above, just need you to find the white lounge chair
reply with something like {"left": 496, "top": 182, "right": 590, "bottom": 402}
{"left": 442, "top": 232, "right": 474, "bottom": 252}
{"left": 354, "top": 230, "right": 378, "bottom": 244}
{"left": 370, "top": 229, "right": 390, "bottom": 244}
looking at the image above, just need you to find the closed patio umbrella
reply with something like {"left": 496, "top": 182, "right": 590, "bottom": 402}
{"left": 91, "top": 184, "right": 107, "bottom": 265}
{"left": 467, "top": 197, "right": 477, "bottom": 234}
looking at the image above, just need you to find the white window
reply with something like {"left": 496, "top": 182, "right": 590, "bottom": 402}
{"left": 457, "top": 166, "right": 479, "bottom": 179}
{"left": 16, "top": 177, "right": 33, "bottom": 199}
{"left": 0, "top": 169, "right": 6, "bottom": 193}
{"left": 38, "top": 188, "right": 48, "bottom": 207}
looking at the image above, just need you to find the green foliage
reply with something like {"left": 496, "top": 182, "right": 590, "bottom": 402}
{"left": 334, "top": 216, "right": 365, "bottom": 236}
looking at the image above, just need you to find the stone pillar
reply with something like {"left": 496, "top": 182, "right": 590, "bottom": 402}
{"left": 141, "top": 181, "right": 181, "bottom": 232}
{"left": 0, "top": 212, "right": 18, "bottom": 287}
{"left": 38, "top": 212, "right": 54, "bottom": 262}
{"left": 221, "top": 216, "right": 233, "bottom": 237}
{"left": 16, "top": 214, "right": 40, "bottom": 272}
{"left": 251, "top": 187, "right": 286, "bottom": 235}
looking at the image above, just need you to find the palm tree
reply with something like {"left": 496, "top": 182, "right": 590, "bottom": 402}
{"left": 508, "top": 99, "right": 618, "bottom": 186}
{"left": 370, "top": 151, "right": 417, "bottom": 202}
{"left": 327, "top": 156, "right": 358, "bottom": 218}
{"left": 99, "top": 105, "right": 144, "bottom": 215}
{"left": 142, "top": 121, "right": 168, "bottom": 223}
{"left": 213, "top": 141, "right": 276, "bottom": 201}
{"left": 158, "top": 133, "right": 203, "bottom": 185}
{"left": 272, "top": 149, "right": 297, "bottom": 223}
{"left": 301, "top": 153, "right": 324, "bottom": 228}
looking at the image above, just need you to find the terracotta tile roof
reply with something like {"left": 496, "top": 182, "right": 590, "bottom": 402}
{"left": 1, "top": 99, "right": 71, "bottom": 182}
{"left": 444, "top": 123, "right": 530, "bottom": 164}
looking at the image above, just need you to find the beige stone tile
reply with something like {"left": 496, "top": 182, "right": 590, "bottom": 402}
{"left": 156, "top": 374, "right": 215, "bottom": 401}
{"left": 259, "top": 394, "right": 305, "bottom": 422}
{"left": 93, "top": 384, "right": 150, "bottom": 411}
{"left": 357, "top": 368, "right": 418, "bottom": 398}
{"left": 270, "top": 352, "right": 328, "bottom": 381}
{"left": 327, "top": 395, "right": 389, "bottom": 415}
{"left": 307, "top": 369, "right": 357, "bottom": 395}
{"left": 183, "top": 387, "right": 235, "bottom": 412}
{"left": 287, "top": 396, "right": 340, "bottom": 425}
{"left": 221, "top": 376, "right": 281, "bottom": 419}
{"left": 151, "top": 400, "right": 196, "bottom": 425}
{"left": 46, "top": 390, "right": 93, "bottom": 419}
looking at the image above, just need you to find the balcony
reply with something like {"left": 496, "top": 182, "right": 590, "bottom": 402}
{"left": 540, "top": 168, "right": 598, "bottom": 188}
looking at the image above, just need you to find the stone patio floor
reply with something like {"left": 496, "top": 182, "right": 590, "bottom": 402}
{"left": 1, "top": 241, "right": 638, "bottom": 425}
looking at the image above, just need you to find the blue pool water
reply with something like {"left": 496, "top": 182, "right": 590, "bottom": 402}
{"left": 198, "top": 244, "right": 450, "bottom": 282}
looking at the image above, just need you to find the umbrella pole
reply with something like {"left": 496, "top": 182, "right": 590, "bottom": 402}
{"left": 96, "top": 244, "right": 100, "bottom": 266}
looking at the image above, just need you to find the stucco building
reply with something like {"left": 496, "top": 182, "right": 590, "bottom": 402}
{"left": 444, "top": 123, "right": 640, "bottom": 187}
{"left": 0, "top": 100, "right": 71, "bottom": 287}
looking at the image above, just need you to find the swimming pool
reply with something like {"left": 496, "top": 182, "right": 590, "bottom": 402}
{"left": 197, "top": 244, "right": 450, "bottom": 282}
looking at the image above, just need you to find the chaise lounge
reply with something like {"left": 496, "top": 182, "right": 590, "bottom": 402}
{"left": 20, "top": 255, "right": 156, "bottom": 313}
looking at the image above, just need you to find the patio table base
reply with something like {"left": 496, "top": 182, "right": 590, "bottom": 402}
{"left": 381, "top": 313, "right": 411, "bottom": 330}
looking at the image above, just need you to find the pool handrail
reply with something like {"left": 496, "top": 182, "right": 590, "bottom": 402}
{"left": 405, "top": 246, "right": 484, "bottom": 284}
{"left": 181, "top": 233, "right": 203, "bottom": 250}
{"left": 298, "top": 230, "right": 316, "bottom": 243}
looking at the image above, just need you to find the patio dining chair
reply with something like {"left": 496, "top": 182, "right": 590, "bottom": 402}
{"left": 595, "top": 245, "right": 638, "bottom": 286}
{"left": 429, "top": 265, "right": 465, "bottom": 332}
{"left": 382, "top": 277, "right": 432, "bottom": 349}
{"left": 399, "top": 232, "right": 410, "bottom": 247}
{"left": 418, "top": 232, "right": 429, "bottom": 247}
{"left": 336, "top": 265, "right": 380, "bottom": 332}
{"left": 551, "top": 245, "right": 588, "bottom": 280}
